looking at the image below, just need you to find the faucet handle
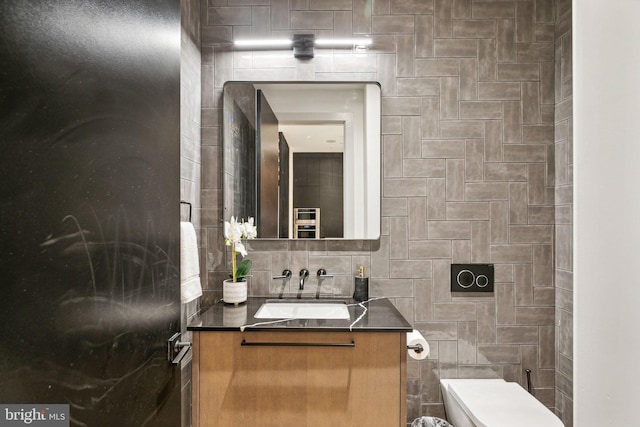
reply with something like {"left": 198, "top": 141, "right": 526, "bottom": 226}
{"left": 299, "top": 268, "right": 309, "bottom": 278}
{"left": 316, "top": 268, "right": 334, "bottom": 278}
{"left": 272, "top": 269, "right": 292, "bottom": 280}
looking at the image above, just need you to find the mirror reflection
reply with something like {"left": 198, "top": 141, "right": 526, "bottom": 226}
{"left": 223, "top": 82, "right": 380, "bottom": 240}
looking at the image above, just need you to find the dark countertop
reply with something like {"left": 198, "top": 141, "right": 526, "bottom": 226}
{"left": 187, "top": 297, "right": 413, "bottom": 332}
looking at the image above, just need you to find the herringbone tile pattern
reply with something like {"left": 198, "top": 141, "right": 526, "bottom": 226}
{"left": 197, "top": 0, "right": 571, "bottom": 424}
{"left": 554, "top": 0, "right": 572, "bottom": 425}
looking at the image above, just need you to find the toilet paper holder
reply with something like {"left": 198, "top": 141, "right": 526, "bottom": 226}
{"left": 407, "top": 343, "right": 424, "bottom": 353}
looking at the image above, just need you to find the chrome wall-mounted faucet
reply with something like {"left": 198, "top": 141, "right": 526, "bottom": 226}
{"left": 299, "top": 269, "right": 309, "bottom": 290}
{"left": 316, "top": 268, "right": 334, "bottom": 299}
{"left": 316, "top": 268, "right": 334, "bottom": 279}
{"left": 273, "top": 269, "right": 292, "bottom": 280}
{"left": 272, "top": 269, "right": 292, "bottom": 299}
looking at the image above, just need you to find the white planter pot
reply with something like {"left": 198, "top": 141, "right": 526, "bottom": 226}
{"left": 223, "top": 279, "right": 247, "bottom": 305}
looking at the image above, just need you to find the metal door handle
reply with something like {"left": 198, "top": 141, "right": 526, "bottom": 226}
{"left": 168, "top": 332, "right": 192, "bottom": 365}
{"left": 172, "top": 344, "right": 191, "bottom": 364}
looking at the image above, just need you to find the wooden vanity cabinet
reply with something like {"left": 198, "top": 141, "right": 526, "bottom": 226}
{"left": 192, "top": 330, "right": 407, "bottom": 427}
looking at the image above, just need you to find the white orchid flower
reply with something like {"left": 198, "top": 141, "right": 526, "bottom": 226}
{"left": 224, "top": 216, "right": 243, "bottom": 246}
{"left": 235, "top": 242, "right": 247, "bottom": 257}
{"left": 243, "top": 217, "right": 257, "bottom": 239}
{"left": 224, "top": 215, "right": 258, "bottom": 282}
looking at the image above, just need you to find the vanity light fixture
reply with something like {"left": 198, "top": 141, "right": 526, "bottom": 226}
{"left": 314, "top": 38, "right": 373, "bottom": 48}
{"left": 292, "top": 33, "right": 315, "bottom": 59}
{"left": 233, "top": 39, "right": 292, "bottom": 48}
{"left": 233, "top": 34, "right": 373, "bottom": 59}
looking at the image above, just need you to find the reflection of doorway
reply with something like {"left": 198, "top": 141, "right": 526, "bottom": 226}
{"left": 278, "top": 132, "right": 289, "bottom": 239}
{"left": 293, "top": 153, "right": 343, "bottom": 238}
{"left": 257, "top": 90, "right": 279, "bottom": 238}
{"left": 230, "top": 100, "right": 256, "bottom": 220}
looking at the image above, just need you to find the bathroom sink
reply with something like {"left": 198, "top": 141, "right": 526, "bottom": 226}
{"left": 254, "top": 300, "right": 350, "bottom": 320}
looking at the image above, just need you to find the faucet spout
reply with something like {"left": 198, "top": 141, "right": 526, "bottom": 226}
{"left": 299, "top": 269, "right": 309, "bottom": 290}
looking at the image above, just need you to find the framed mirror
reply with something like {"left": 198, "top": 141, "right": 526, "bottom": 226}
{"left": 222, "top": 81, "right": 381, "bottom": 240}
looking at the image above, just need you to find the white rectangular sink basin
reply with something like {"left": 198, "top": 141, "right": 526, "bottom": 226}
{"left": 254, "top": 300, "right": 350, "bottom": 320}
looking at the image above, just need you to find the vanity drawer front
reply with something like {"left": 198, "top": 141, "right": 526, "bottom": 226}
{"left": 194, "top": 331, "right": 406, "bottom": 427}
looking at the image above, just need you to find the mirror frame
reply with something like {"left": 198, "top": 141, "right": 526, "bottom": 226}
{"left": 222, "top": 81, "right": 381, "bottom": 241}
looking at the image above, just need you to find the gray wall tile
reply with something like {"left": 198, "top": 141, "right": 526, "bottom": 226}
{"left": 434, "top": 39, "right": 478, "bottom": 57}
{"left": 459, "top": 101, "right": 502, "bottom": 119}
{"left": 446, "top": 158, "right": 465, "bottom": 201}
{"left": 384, "top": 134, "right": 403, "bottom": 177}
{"left": 409, "top": 240, "right": 452, "bottom": 259}
{"left": 484, "top": 120, "right": 503, "bottom": 162}
{"left": 207, "top": 7, "right": 252, "bottom": 25}
{"left": 434, "top": 0, "right": 452, "bottom": 38}
{"left": 408, "top": 197, "right": 428, "bottom": 239}
{"left": 459, "top": 58, "right": 478, "bottom": 100}
{"left": 472, "top": 1, "right": 515, "bottom": 19}
{"left": 372, "top": 15, "right": 415, "bottom": 33}
{"left": 498, "top": 63, "right": 540, "bottom": 81}
{"left": 471, "top": 221, "right": 490, "bottom": 262}
{"left": 477, "top": 345, "right": 521, "bottom": 364}
{"left": 447, "top": 202, "right": 490, "bottom": 221}
{"left": 458, "top": 322, "right": 477, "bottom": 364}
{"left": 398, "top": 78, "right": 440, "bottom": 96}
{"left": 516, "top": 307, "right": 554, "bottom": 325}
{"left": 202, "top": 1, "right": 563, "bottom": 420}
{"left": 454, "top": 20, "right": 497, "bottom": 38}
{"left": 517, "top": 43, "right": 555, "bottom": 63}
{"left": 392, "top": 0, "right": 434, "bottom": 14}
{"left": 434, "top": 302, "right": 477, "bottom": 321}
{"left": 522, "top": 82, "right": 542, "bottom": 123}
{"left": 484, "top": 163, "right": 528, "bottom": 181}
{"left": 497, "top": 326, "right": 538, "bottom": 344}
{"left": 403, "top": 116, "right": 422, "bottom": 158}
{"left": 465, "top": 182, "right": 509, "bottom": 201}
{"left": 427, "top": 178, "right": 446, "bottom": 220}
{"left": 404, "top": 159, "right": 446, "bottom": 177}
{"left": 309, "top": 0, "right": 352, "bottom": 10}
{"left": 416, "top": 15, "right": 435, "bottom": 58}
{"left": 441, "top": 121, "right": 484, "bottom": 138}
{"left": 414, "top": 278, "right": 434, "bottom": 321}
{"left": 417, "top": 58, "right": 460, "bottom": 76}
{"left": 428, "top": 220, "right": 471, "bottom": 239}
{"left": 465, "top": 139, "right": 485, "bottom": 181}
{"left": 422, "top": 140, "right": 465, "bottom": 158}
{"left": 291, "top": 10, "right": 333, "bottom": 28}
{"left": 440, "top": 76, "right": 460, "bottom": 119}
{"left": 397, "top": 35, "right": 416, "bottom": 77}
{"left": 421, "top": 97, "right": 441, "bottom": 138}
{"left": 503, "top": 101, "right": 523, "bottom": 143}
{"left": 516, "top": 1, "right": 534, "bottom": 42}
{"left": 497, "top": 19, "right": 516, "bottom": 62}
{"left": 478, "top": 82, "right": 521, "bottom": 100}
{"left": 536, "top": 0, "right": 554, "bottom": 23}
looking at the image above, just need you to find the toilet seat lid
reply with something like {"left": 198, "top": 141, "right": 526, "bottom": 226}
{"left": 445, "top": 379, "right": 564, "bottom": 427}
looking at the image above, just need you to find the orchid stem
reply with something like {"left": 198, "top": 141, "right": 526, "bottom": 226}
{"left": 232, "top": 241, "right": 237, "bottom": 283}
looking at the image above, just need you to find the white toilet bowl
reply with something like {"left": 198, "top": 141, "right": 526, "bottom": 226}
{"left": 440, "top": 379, "right": 564, "bottom": 427}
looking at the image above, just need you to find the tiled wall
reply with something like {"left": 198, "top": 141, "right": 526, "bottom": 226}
{"left": 180, "top": 1, "right": 202, "bottom": 426}
{"left": 200, "top": 0, "right": 558, "bottom": 422}
{"left": 554, "top": 0, "right": 572, "bottom": 425}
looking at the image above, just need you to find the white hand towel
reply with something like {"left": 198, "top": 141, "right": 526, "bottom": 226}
{"left": 180, "top": 221, "right": 202, "bottom": 303}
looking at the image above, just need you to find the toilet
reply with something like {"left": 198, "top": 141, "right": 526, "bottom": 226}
{"left": 440, "top": 379, "right": 564, "bottom": 427}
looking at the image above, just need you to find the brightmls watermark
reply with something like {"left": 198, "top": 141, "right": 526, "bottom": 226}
{"left": 1, "top": 405, "right": 69, "bottom": 426}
